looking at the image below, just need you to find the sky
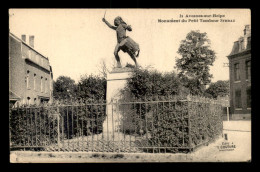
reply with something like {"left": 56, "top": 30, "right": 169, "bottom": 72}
{"left": 9, "top": 9, "right": 251, "bottom": 83}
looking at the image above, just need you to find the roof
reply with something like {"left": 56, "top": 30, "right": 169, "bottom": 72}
{"left": 9, "top": 90, "right": 21, "bottom": 100}
{"left": 9, "top": 32, "right": 49, "bottom": 60}
{"left": 228, "top": 37, "right": 251, "bottom": 57}
{"left": 229, "top": 41, "right": 239, "bottom": 56}
{"left": 228, "top": 25, "right": 251, "bottom": 57}
{"left": 9, "top": 32, "right": 53, "bottom": 72}
{"left": 50, "top": 65, "right": 53, "bottom": 78}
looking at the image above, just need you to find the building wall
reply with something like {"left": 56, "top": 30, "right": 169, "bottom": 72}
{"left": 229, "top": 52, "right": 251, "bottom": 115}
{"left": 9, "top": 35, "right": 25, "bottom": 101}
{"left": 9, "top": 33, "right": 53, "bottom": 105}
{"left": 21, "top": 44, "right": 50, "bottom": 71}
{"left": 24, "top": 60, "right": 51, "bottom": 104}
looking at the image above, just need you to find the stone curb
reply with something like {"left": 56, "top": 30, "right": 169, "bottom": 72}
{"left": 10, "top": 151, "right": 194, "bottom": 163}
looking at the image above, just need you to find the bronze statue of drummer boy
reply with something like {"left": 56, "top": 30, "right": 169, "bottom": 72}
{"left": 102, "top": 16, "right": 140, "bottom": 68}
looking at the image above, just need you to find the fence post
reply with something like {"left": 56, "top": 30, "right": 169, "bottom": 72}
{"left": 227, "top": 107, "right": 229, "bottom": 121}
{"left": 57, "top": 107, "right": 60, "bottom": 152}
{"left": 9, "top": 106, "right": 11, "bottom": 148}
{"left": 187, "top": 96, "right": 192, "bottom": 152}
{"left": 57, "top": 114, "right": 60, "bottom": 152}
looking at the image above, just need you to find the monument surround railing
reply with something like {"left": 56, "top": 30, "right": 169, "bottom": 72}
{"left": 9, "top": 96, "right": 223, "bottom": 153}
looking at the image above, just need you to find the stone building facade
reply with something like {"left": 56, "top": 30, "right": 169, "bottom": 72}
{"left": 227, "top": 25, "right": 251, "bottom": 119}
{"left": 9, "top": 32, "right": 53, "bottom": 106}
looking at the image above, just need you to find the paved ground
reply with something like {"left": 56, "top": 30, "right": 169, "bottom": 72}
{"left": 223, "top": 120, "right": 251, "bottom": 131}
{"left": 190, "top": 120, "right": 251, "bottom": 162}
{"left": 10, "top": 121, "right": 251, "bottom": 163}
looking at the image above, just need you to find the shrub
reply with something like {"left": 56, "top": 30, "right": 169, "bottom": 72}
{"left": 118, "top": 68, "right": 188, "bottom": 143}
{"left": 53, "top": 76, "right": 77, "bottom": 100}
{"left": 188, "top": 96, "right": 223, "bottom": 147}
{"left": 77, "top": 75, "right": 106, "bottom": 101}
{"left": 53, "top": 74, "right": 106, "bottom": 102}
{"left": 205, "top": 80, "right": 230, "bottom": 99}
{"left": 58, "top": 101, "right": 106, "bottom": 139}
{"left": 117, "top": 95, "right": 223, "bottom": 152}
{"left": 124, "top": 68, "right": 185, "bottom": 100}
{"left": 9, "top": 100, "right": 107, "bottom": 147}
{"left": 9, "top": 105, "right": 59, "bottom": 147}
{"left": 118, "top": 68, "right": 223, "bottom": 152}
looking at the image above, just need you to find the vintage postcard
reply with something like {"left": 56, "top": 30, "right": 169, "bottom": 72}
{"left": 9, "top": 8, "right": 251, "bottom": 162}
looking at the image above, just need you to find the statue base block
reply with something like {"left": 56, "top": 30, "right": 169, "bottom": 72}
{"left": 103, "top": 67, "right": 134, "bottom": 135}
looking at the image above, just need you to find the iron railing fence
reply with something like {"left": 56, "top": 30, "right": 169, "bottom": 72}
{"left": 10, "top": 96, "right": 223, "bottom": 153}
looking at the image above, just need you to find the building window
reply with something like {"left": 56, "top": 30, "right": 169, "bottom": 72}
{"left": 27, "top": 97, "right": 30, "bottom": 105}
{"left": 234, "top": 63, "right": 240, "bottom": 81}
{"left": 41, "top": 76, "right": 43, "bottom": 92}
{"left": 33, "top": 74, "right": 36, "bottom": 90}
{"left": 26, "top": 70, "right": 30, "bottom": 89}
{"left": 246, "top": 60, "right": 251, "bottom": 80}
{"left": 45, "top": 78, "right": 48, "bottom": 93}
{"left": 34, "top": 98, "right": 37, "bottom": 104}
{"left": 239, "top": 39, "right": 244, "bottom": 50}
{"left": 247, "top": 87, "right": 251, "bottom": 108}
{"left": 247, "top": 37, "right": 251, "bottom": 49}
{"left": 235, "top": 89, "right": 242, "bottom": 109}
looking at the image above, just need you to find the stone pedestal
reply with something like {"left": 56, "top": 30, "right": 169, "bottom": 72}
{"left": 102, "top": 67, "right": 133, "bottom": 137}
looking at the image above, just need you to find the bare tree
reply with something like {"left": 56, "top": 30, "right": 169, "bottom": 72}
{"left": 98, "top": 59, "right": 108, "bottom": 78}
{"left": 97, "top": 58, "right": 116, "bottom": 78}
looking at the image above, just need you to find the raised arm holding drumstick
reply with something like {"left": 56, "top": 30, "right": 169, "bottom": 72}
{"left": 102, "top": 15, "right": 140, "bottom": 68}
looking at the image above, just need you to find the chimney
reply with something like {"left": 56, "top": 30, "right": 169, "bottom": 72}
{"left": 21, "top": 35, "right": 26, "bottom": 42}
{"left": 239, "top": 37, "right": 244, "bottom": 51}
{"left": 243, "top": 25, "right": 251, "bottom": 36}
{"left": 29, "top": 35, "right": 34, "bottom": 48}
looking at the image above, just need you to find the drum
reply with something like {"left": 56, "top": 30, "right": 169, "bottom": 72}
{"left": 121, "top": 36, "right": 140, "bottom": 56}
